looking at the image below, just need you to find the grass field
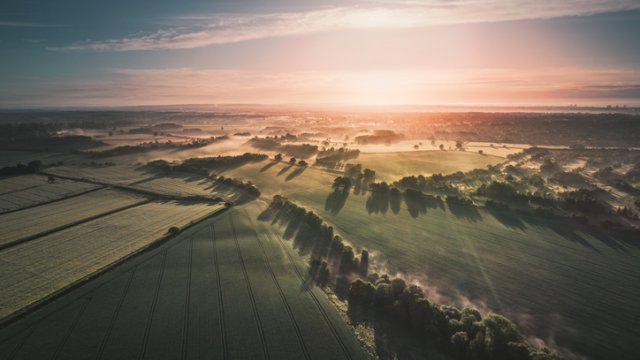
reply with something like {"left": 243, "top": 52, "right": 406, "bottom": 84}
{"left": 0, "top": 206, "right": 367, "bottom": 360}
{"left": 0, "top": 188, "right": 147, "bottom": 249}
{"left": 0, "top": 175, "right": 100, "bottom": 213}
{"left": 222, "top": 159, "right": 640, "bottom": 359}
{"left": 0, "top": 201, "right": 223, "bottom": 320}
{"left": 355, "top": 151, "right": 503, "bottom": 181}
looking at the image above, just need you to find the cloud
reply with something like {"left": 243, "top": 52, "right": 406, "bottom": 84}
{"left": 2, "top": 67, "right": 639, "bottom": 107}
{"left": 49, "top": 1, "right": 640, "bottom": 51}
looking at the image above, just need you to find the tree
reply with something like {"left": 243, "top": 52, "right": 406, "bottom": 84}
{"left": 359, "top": 250, "right": 369, "bottom": 277}
{"left": 298, "top": 160, "right": 308, "bottom": 167}
{"left": 439, "top": 144, "right": 445, "bottom": 151}
{"left": 289, "top": 157, "right": 297, "bottom": 165}
{"left": 274, "top": 153, "right": 283, "bottom": 161}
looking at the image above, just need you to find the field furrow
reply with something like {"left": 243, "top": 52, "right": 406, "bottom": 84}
{"left": 0, "top": 188, "right": 147, "bottom": 248}
{"left": 0, "top": 201, "right": 223, "bottom": 320}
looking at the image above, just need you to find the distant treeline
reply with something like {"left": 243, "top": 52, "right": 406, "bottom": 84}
{"left": 0, "top": 160, "right": 43, "bottom": 176}
{"left": 0, "top": 122, "right": 109, "bottom": 151}
{"left": 247, "top": 135, "right": 319, "bottom": 158}
{"left": 399, "top": 112, "right": 640, "bottom": 147}
{"left": 315, "top": 147, "right": 360, "bottom": 168}
{"left": 147, "top": 152, "right": 268, "bottom": 177}
{"left": 354, "top": 130, "right": 404, "bottom": 145}
{"left": 88, "top": 136, "right": 228, "bottom": 158}
{"left": 262, "top": 195, "right": 561, "bottom": 360}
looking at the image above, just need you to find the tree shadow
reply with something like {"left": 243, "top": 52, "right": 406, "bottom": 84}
{"left": 390, "top": 193, "right": 401, "bottom": 214}
{"left": 366, "top": 192, "right": 389, "bottom": 214}
{"left": 260, "top": 160, "right": 279, "bottom": 172}
{"left": 446, "top": 202, "right": 483, "bottom": 222}
{"left": 285, "top": 166, "right": 307, "bottom": 181}
{"left": 486, "top": 208, "right": 527, "bottom": 231}
{"left": 325, "top": 189, "right": 349, "bottom": 214}
{"left": 277, "top": 164, "right": 293, "bottom": 176}
{"left": 404, "top": 195, "right": 444, "bottom": 218}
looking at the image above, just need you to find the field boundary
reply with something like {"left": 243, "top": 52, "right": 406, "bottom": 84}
{"left": 259, "top": 218, "right": 354, "bottom": 360}
{"left": 0, "top": 199, "right": 152, "bottom": 251}
{"left": 0, "top": 204, "right": 230, "bottom": 328}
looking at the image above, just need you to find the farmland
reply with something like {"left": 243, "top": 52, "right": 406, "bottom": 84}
{"left": 221, "top": 157, "right": 640, "bottom": 359}
{"left": 0, "top": 207, "right": 367, "bottom": 360}
{"left": 0, "top": 175, "right": 100, "bottom": 213}
{"left": 0, "top": 201, "right": 223, "bottom": 320}
{"left": 1, "top": 108, "right": 640, "bottom": 360}
{"left": 0, "top": 188, "right": 147, "bottom": 249}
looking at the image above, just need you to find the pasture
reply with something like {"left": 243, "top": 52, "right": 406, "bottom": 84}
{"left": 0, "top": 206, "right": 367, "bottom": 360}
{"left": 222, "top": 158, "right": 640, "bottom": 359}
{"left": 355, "top": 151, "right": 502, "bottom": 181}
{"left": 0, "top": 201, "right": 223, "bottom": 320}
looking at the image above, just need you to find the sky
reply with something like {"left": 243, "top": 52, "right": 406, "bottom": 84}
{"left": 1, "top": 0, "right": 640, "bottom": 108}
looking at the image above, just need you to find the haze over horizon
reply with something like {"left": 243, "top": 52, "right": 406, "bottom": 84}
{"left": 2, "top": 0, "right": 640, "bottom": 107}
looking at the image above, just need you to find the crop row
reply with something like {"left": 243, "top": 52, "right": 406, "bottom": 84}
{"left": 0, "top": 177, "right": 99, "bottom": 213}
{"left": 0, "top": 201, "right": 223, "bottom": 320}
{"left": 0, "top": 188, "right": 146, "bottom": 248}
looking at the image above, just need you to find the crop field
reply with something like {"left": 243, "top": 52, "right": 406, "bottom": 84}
{"left": 0, "top": 201, "right": 223, "bottom": 320}
{"left": 0, "top": 188, "right": 147, "bottom": 249}
{"left": 133, "top": 175, "right": 216, "bottom": 197}
{"left": 0, "top": 175, "right": 100, "bottom": 213}
{"left": 45, "top": 165, "right": 156, "bottom": 185}
{"left": 223, "top": 159, "right": 640, "bottom": 359}
{"left": 0, "top": 206, "right": 367, "bottom": 360}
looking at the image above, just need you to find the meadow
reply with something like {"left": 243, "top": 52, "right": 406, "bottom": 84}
{"left": 0, "top": 207, "right": 367, "bottom": 360}
{"left": 221, "top": 157, "right": 640, "bottom": 359}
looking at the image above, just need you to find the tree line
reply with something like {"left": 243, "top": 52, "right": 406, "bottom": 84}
{"left": 262, "top": 195, "right": 561, "bottom": 360}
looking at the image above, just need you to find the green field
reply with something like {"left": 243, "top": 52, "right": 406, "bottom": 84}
{"left": 355, "top": 151, "right": 503, "bottom": 181}
{"left": 0, "top": 175, "right": 100, "bottom": 213}
{"left": 0, "top": 201, "right": 223, "bottom": 320}
{"left": 0, "top": 188, "right": 146, "bottom": 248}
{"left": 222, "top": 158, "right": 640, "bottom": 359}
{"left": 0, "top": 206, "right": 367, "bottom": 360}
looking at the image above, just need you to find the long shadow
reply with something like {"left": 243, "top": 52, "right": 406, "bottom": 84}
{"left": 403, "top": 195, "right": 443, "bottom": 218}
{"left": 325, "top": 189, "right": 349, "bottom": 214}
{"left": 285, "top": 166, "right": 307, "bottom": 181}
{"left": 366, "top": 192, "right": 389, "bottom": 214}
{"left": 260, "top": 160, "right": 279, "bottom": 172}
{"left": 486, "top": 208, "right": 527, "bottom": 231}
{"left": 389, "top": 193, "right": 401, "bottom": 214}
{"left": 277, "top": 164, "right": 293, "bottom": 176}
{"left": 446, "top": 202, "right": 483, "bottom": 222}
